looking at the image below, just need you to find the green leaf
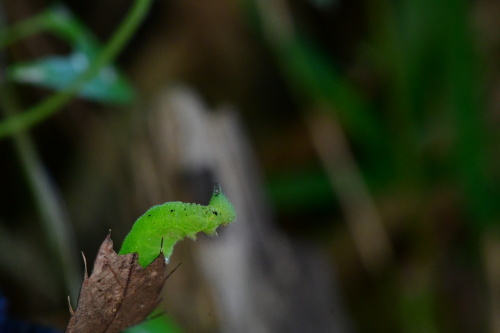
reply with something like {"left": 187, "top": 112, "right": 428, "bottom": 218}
{"left": 123, "top": 314, "right": 183, "bottom": 333}
{"left": 8, "top": 52, "right": 135, "bottom": 105}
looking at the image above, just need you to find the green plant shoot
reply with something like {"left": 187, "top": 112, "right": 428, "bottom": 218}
{"left": 119, "top": 184, "right": 236, "bottom": 267}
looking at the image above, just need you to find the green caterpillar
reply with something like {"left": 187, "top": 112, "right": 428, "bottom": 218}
{"left": 119, "top": 184, "right": 236, "bottom": 267}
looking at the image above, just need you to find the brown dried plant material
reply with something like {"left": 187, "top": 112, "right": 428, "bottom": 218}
{"left": 66, "top": 234, "right": 167, "bottom": 333}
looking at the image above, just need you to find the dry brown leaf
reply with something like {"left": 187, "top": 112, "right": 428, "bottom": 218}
{"left": 66, "top": 234, "right": 167, "bottom": 333}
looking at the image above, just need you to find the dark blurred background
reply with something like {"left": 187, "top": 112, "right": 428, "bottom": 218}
{"left": 0, "top": 0, "right": 499, "bottom": 332}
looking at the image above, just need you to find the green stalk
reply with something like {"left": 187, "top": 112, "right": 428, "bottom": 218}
{"left": 0, "top": 84, "right": 82, "bottom": 302}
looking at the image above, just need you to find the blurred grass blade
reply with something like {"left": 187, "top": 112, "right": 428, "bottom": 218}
{"left": 277, "top": 35, "right": 385, "bottom": 151}
{"left": 445, "top": 0, "right": 496, "bottom": 230}
{"left": 247, "top": 0, "right": 388, "bottom": 173}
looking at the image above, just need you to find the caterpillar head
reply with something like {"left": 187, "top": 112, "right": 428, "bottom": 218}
{"left": 209, "top": 183, "right": 236, "bottom": 226}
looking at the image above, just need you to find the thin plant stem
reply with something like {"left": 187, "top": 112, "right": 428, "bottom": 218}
{"left": 0, "top": 84, "right": 81, "bottom": 301}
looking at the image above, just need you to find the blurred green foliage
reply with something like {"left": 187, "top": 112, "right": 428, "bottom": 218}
{"left": 246, "top": 0, "right": 498, "bottom": 331}
{"left": 3, "top": 4, "right": 135, "bottom": 104}
{"left": 250, "top": 0, "right": 498, "bottom": 233}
